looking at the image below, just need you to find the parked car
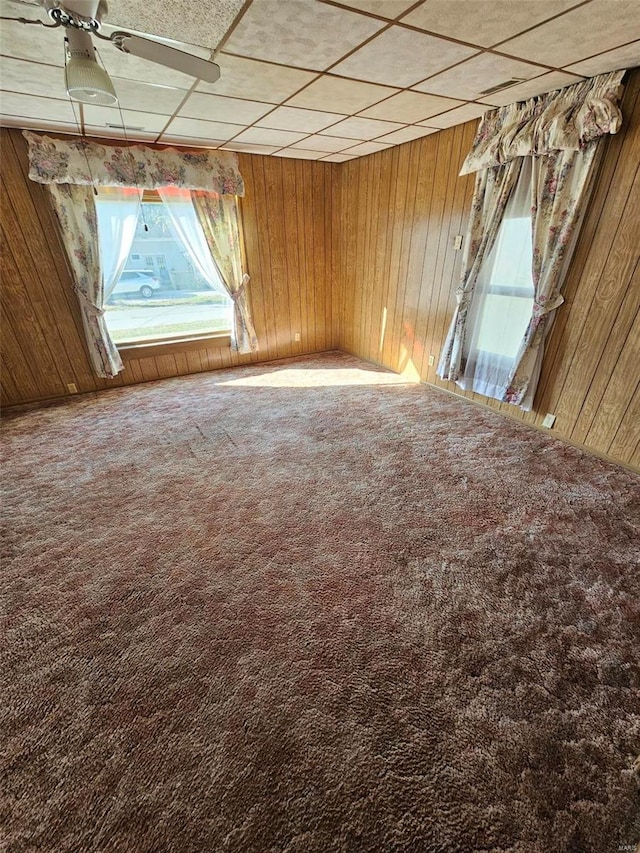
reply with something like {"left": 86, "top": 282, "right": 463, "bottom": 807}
{"left": 110, "top": 270, "right": 162, "bottom": 299}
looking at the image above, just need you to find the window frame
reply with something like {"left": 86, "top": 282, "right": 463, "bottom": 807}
{"left": 103, "top": 188, "right": 235, "bottom": 356}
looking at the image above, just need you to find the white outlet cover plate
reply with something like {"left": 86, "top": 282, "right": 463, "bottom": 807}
{"left": 542, "top": 413, "right": 556, "bottom": 428}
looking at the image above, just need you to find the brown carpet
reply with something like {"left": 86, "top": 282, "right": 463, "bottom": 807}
{"left": 1, "top": 352, "right": 639, "bottom": 853}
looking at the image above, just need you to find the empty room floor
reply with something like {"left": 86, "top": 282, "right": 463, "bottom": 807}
{"left": 2, "top": 352, "right": 639, "bottom": 853}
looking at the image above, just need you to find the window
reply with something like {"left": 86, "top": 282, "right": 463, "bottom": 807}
{"left": 96, "top": 190, "right": 233, "bottom": 347}
{"left": 457, "top": 158, "right": 535, "bottom": 399}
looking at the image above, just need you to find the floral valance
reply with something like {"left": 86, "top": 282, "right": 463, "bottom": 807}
{"left": 23, "top": 131, "right": 244, "bottom": 196}
{"left": 460, "top": 70, "right": 625, "bottom": 175}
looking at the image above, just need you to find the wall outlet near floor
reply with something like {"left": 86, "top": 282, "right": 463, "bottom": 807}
{"left": 294, "top": 333, "right": 301, "bottom": 342}
{"left": 428, "top": 354, "right": 435, "bottom": 366}
{"left": 67, "top": 383, "right": 78, "bottom": 394}
{"left": 454, "top": 235, "right": 463, "bottom": 251}
{"left": 542, "top": 413, "right": 556, "bottom": 429}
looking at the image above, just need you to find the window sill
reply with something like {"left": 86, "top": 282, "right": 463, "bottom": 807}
{"left": 118, "top": 332, "right": 232, "bottom": 361}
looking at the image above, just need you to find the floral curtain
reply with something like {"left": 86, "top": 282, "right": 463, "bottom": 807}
{"left": 438, "top": 70, "right": 625, "bottom": 408}
{"left": 503, "top": 144, "right": 600, "bottom": 407}
{"left": 23, "top": 131, "right": 244, "bottom": 195}
{"left": 460, "top": 70, "right": 624, "bottom": 175}
{"left": 48, "top": 184, "right": 123, "bottom": 378}
{"left": 437, "top": 158, "right": 523, "bottom": 382}
{"left": 192, "top": 192, "right": 258, "bottom": 354}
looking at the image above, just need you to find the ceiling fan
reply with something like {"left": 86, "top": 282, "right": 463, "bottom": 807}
{"left": 9, "top": 0, "right": 221, "bottom": 106}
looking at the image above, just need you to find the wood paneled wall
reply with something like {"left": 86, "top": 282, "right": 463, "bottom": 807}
{"left": 2, "top": 69, "right": 639, "bottom": 469}
{"left": 0, "top": 127, "right": 337, "bottom": 406}
{"left": 336, "top": 68, "right": 640, "bottom": 470}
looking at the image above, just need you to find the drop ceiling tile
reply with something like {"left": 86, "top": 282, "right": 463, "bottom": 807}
{"left": 417, "top": 102, "right": 488, "bottom": 128}
{"left": 0, "top": 92, "right": 77, "bottom": 124}
{"left": 223, "top": 0, "right": 385, "bottom": 70}
{"left": 233, "top": 127, "right": 308, "bottom": 146}
{"left": 376, "top": 125, "right": 439, "bottom": 144}
{"left": 331, "top": 26, "right": 478, "bottom": 88}
{"left": 402, "top": 0, "right": 583, "bottom": 48}
{"left": 110, "top": 77, "right": 187, "bottom": 114}
{"left": 341, "top": 140, "right": 392, "bottom": 155}
{"left": 320, "top": 116, "right": 404, "bottom": 140}
{"left": 82, "top": 107, "right": 170, "bottom": 134}
{"left": 359, "top": 90, "right": 464, "bottom": 123}
{"left": 482, "top": 71, "right": 583, "bottom": 107}
{"left": 222, "top": 142, "right": 280, "bottom": 155}
{"left": 287, "top": 76, "right": 399, "bottom": 113}
{"left": 0, "top": 16, "right": 63, "bottom": 66}
{"left": 291, "top": 134, "right": 360, "bottom": 152}
{"left": 564, "top": 41, "right": 640, "bottom": 77}
{"left": 337, "top": 0, "right": 419, "bottom": 17}
{"left": 413, "top": 53, "right": 542, "bottom": 100}
{"left": 0, "top": 56, "right": 68, "bottom": 100}
{"left": 0, "top": 115, "right": 79, "bottom": 135}
{"left": 105, "top": 0, "right": 244, "bottom": 50}
{"left": 163, "top": 116, "right": 243, "bottom": 141}
{"left": 499, "top": 1, "right": 640, "bottom": 68}
{"left": 179, "top": 93, "right": 274, "bottom": 124}
{"left": 197, "top": 55, "right": 318, "bottom": 102}
{"left": 320, "top": 152, "right": 358, "bottom": 162}
{"left": 256, "top": 106, "right": 347, "bottom": 133}
{"left": 272, "top": 149, "right": 327, "bottom": 159}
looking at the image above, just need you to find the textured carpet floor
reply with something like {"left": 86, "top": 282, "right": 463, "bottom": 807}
{"left": 1, "top": 352, "right": 639, "bottom": 853}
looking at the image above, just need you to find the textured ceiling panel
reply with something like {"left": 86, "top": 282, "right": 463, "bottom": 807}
{"left": 359, "top": 91, "right": 465, "bottom": 123}
{"left": 198, "top": 55, "right": 318, "bottom": 102}
{"left": 82, "top": 106, "right": 169, "bottom": 133}
{"left": 402, "top": 0, "right": 583, "bottom": 48}
{"left": 500, "top": 0, "right": 640, "bottom": 68}
{"left": 375, "top": 125, "right": 439, "bottom": 144}
{"left": 272, "top": 148, "right": 327, "bottom": 159}
{"left": 341, "top": 140, "right": 392, "bottom": 156}
{"left": 163, "top": 116, "right": 243, "bottom": 140}
{"left": 1, "top": 0, "right": 639, "bottom": 162}
{"left": 0, "top": 91, "right": 77, "bottom": 123}
{"left": 417, "top": 102, "right": 489, "bottom": 129}
{"left": 287, "top": 76, "right": 399, "bottom": 114}
{"left": 256, "top": 106, "right": 348, "bottom": 133}
{"left": 105, "top": 0, "right": 246, "bottom": 50}
{"left": 320, "top": 116, "right": 404, "bottom": 140}
{"left": 0, "top": 14, "right": 66, "bottom": 65}
{"left": 331, "top": 26, "right": 479, "bottom": 88}
{"left": 0, "top": 56, "right": 68, "bottom": 100}
{"left": 480, "top": 71, "right": 584, "bottom": 108}
{"left": 291, "top": 134, "right": 364, "bottom": 153}
{"left": 179, "top": 93, "right": 274, "bottom": 124}
{"left": 233, "top": 126, "right": 309, "bottom": 146}
{"left": 223, "top": 0, "right": 385, "bottom": 70}
{"left": 413, "top": 53, "right": 543, "bottom": 101}
{"left": 320, "top": 152, "right": 358, "bottom": 162}
{"left": 564, "top": 41, "right": 640, "bottom": 78}
{"left": 337, "top": 0, "right": 418, "bottom": 17}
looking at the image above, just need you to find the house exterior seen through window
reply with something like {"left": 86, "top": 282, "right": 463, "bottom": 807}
{"left": 97, "top": 192, "right": 233, "bottom": 346}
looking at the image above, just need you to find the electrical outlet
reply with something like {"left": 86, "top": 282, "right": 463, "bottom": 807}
{"left": 67, "top": 383, "right": 78, "bottom": 394}
{"left": 428, "top": 354, "right": 435, "bottom": 367}
{"left": 294, "top": 333, "right": 301, "bottom": 342}
{"left": 454, "top": 235, "right": 463, "bottom": 251}
{"left": 542, "top": 413, "right": 556, "bottom": 429}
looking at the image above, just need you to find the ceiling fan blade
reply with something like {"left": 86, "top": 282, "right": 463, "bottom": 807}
{"left": 110, "top": 32, "right": 220, "bottom": 84}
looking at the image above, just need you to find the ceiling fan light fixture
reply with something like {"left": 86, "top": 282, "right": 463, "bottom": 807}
{"left": 64, "top": 26, "right": 118, "bottom": 106}
{"left": 65, "top": 57, "right": 118, "bottom": 106}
